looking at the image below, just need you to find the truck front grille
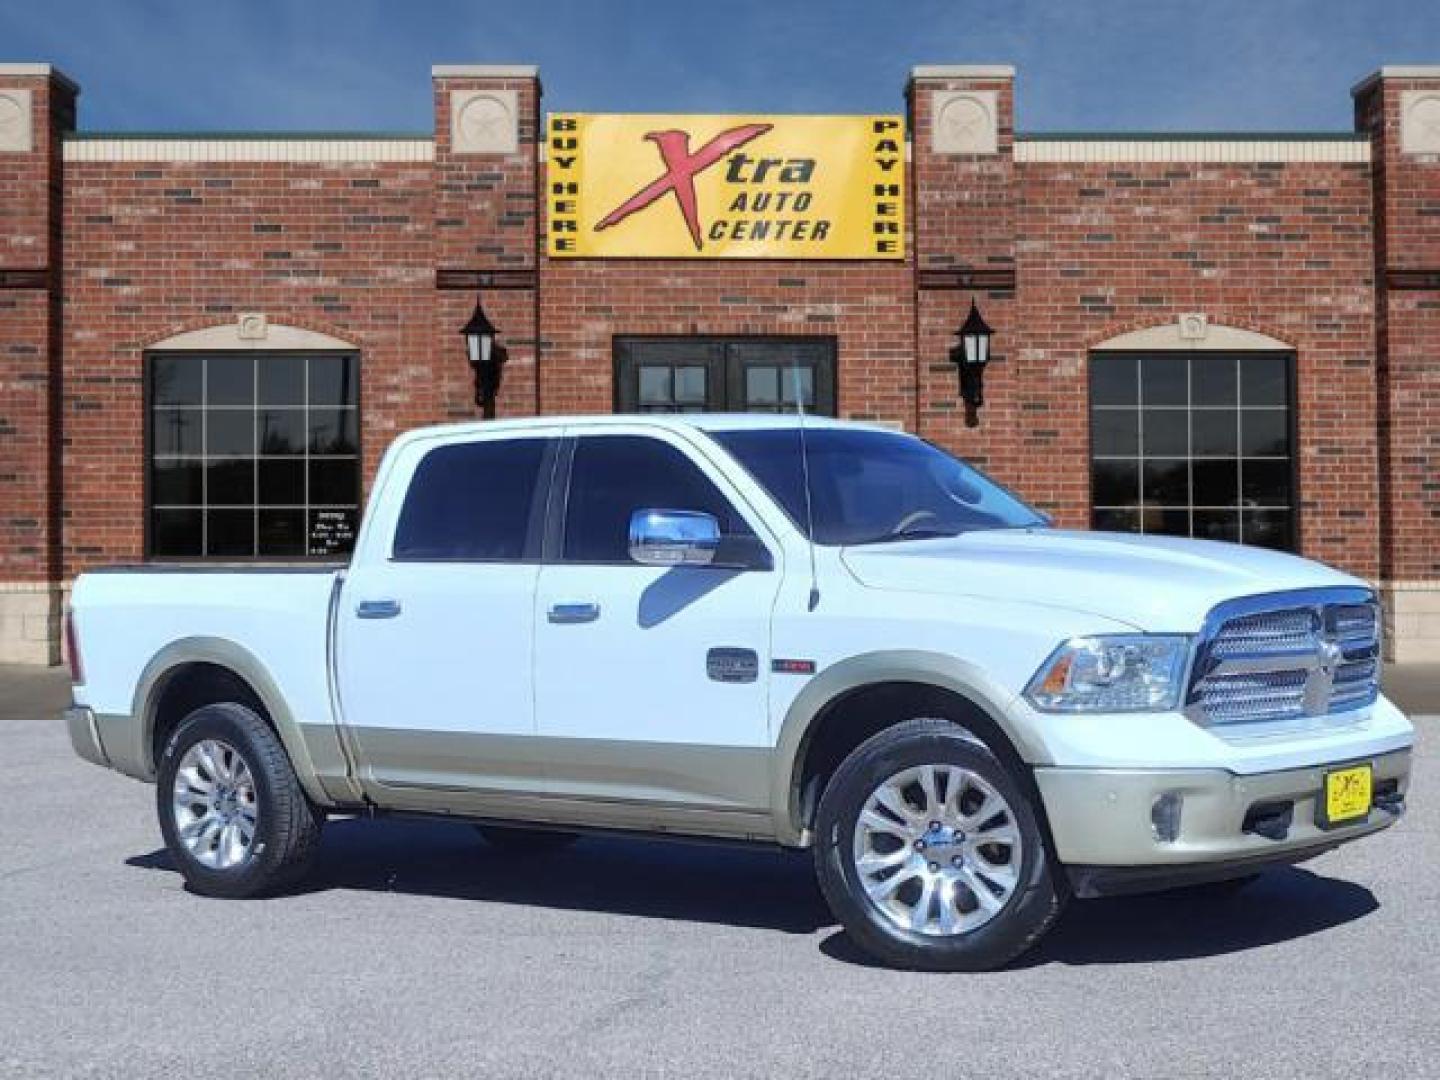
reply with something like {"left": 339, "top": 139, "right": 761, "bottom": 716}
{"left": 1186, "top": 588, "right": 1380, "bottom": 734}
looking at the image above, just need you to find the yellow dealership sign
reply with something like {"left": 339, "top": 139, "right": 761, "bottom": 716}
{"left": 547, "top": 113, "right": 905, "bottom": 259}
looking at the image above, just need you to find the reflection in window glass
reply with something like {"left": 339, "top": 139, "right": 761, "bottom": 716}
{"left": 206, "top": 356, "right": 255, "bottom": 408}
{"left": 393, "top": 438, "right": 549, "bottom": 561}
{"left": 1089, "top": 353, "right": 1138, "bottom": 407}
{"left": 257, "top": 356, "right": 306, "bottom": 406}
{"left": 151, "top": 356, "right": 203, "bottom": 408}
{"left": 152, "top": 410, "right": 202, "bottom": 456}
{"left": 639, "top": 366, "right": 671, "bottom": 407}
{"left": 781, "top": 366, "right": 814, "bottom": 407}
{"left": 674, "top": 366, "right": 707, "bottom": 405}
{"left": 1089, "top": 351, "right": 1294, "bottom": 550}
{"left": 746, "top": 366, "right": 778, "bottom": 406}
{"left": 258, "top": 410, "right": 306, "bottom": 455}
{"left": 742, "top": 365, "right": 815, "bottom": 413}
{"left": 715, "top": 428, "right": 1044, "bottom": 546}
{"left": 636, "top": 364, "right": 708, "bottom": 413}
{"left": 148, "top": 353, "right": 360, "bottom": 559}
{"left": 564, "top": 436, "right": 756, "bottom": 562}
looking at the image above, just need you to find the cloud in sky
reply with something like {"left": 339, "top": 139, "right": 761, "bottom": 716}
{"left": 3, "top": 0, "right": 1436, "bottom": 132}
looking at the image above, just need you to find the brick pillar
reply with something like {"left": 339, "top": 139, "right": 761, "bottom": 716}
{"left": 0, "top": 64, "right": 75, "bottom": 664}
{"left": 1354, "top": 66, "right": 1440, "bottom": 661}
{"left": 430, "top": 65, "right": 541, "bottom": 426}
{"left": 908, "top": 67, "right": 1031, "bottom": 500}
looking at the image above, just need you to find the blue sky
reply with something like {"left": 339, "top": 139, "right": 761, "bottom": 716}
{"left": 3, "top": 0, "right": 1437, "bottom": 133}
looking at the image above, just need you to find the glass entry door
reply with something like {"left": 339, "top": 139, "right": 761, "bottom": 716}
{"left": 615, "top": 337, "right": 836, "bottom": 416}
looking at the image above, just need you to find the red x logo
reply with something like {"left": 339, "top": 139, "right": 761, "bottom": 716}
{"left": 595, "top": 123, "right": 773, "bottom": 251}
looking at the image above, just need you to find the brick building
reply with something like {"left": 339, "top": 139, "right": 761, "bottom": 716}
{"left": 0, "top": 61, "right": 1436, "bottom": 664}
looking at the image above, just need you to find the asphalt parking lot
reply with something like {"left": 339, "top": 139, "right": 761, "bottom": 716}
{"left": 1, "top": 666, "right": 1436, "bottom": 1079}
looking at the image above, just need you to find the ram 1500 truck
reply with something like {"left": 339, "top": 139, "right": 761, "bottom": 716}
{"left": 66, "top": 415, "right": 1413, "bottom": 970}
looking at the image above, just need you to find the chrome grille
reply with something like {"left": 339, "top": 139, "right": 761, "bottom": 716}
{"left": 1208, "top": 609, "right": 1319, "bottom": 659}
{"left": 1187, "top": 588, "right": 1380, "bottom": 732}
{"left": 1192, "top": 670, "right": 1309, "bottom": 724}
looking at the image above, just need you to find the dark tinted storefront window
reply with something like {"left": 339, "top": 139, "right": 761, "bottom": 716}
{"left": 393, "top": 438, "right": 550, "bottom": 561}
{"left": 1089, "top": 351, "right": 1295, "bottom": 550}
{"left": 615, "top": 337, "right": 836, "bottom": 416}
{"left": 148, "top": 353, "right": 360, "bottom": 559}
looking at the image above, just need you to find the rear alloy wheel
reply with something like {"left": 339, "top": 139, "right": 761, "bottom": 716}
{"left": 815, "top": 718, "right": 1064, "bottom": 971}
{"left": 157, "top": 702, "right": 323, "bottom": 898}
{"left": 171, "top": 738, "right": 259, "bottom": 871}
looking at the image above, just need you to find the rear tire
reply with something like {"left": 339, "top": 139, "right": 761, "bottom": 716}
{"left": 156, "top": 702, "right": 323, "bottom": 898}
{"left": 814, "top": 718, "right": 1064, "bottom": 971}
{"left": 474, "top": 825, "right": 579, "bottom": 854}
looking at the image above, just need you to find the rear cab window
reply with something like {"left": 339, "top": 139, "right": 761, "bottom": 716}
{"left": 392, "top": 437, "right": 553, "bottom": 561}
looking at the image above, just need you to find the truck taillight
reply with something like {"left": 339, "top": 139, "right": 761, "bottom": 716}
{"left": 64, "top": 608, "right": 84, "bottom": 684}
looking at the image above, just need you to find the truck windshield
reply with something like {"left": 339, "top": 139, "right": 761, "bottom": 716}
{"left": 711, "top": 427, "right": 1047, "bottom": 546}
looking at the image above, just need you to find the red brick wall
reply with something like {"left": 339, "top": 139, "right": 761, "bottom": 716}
{"left": 1013, "top": 156, "right": 1379, "bottom": 577}
{"left": 432, "top": 73, "right": 540, "bottom": 421}
{"left": 16, "top": 62, "right": 1436, "bottom": 602}
{"left": 1356, "top": 75, "right": 1440, "bottom": 583}
{"left": 911, "top": 73, "right": 1016, "bottom": 277}
{"left": 56, "top": 72, "right": 549, "bottom": 576}
{"left": 908, "top": 74, "right": 1379, "bottom": 578}
{"left": 909, "top": 73, "right": 1022, "bottom": 504}
{"left": 536, "top": 258, "right": 915, "bottom": 421}
{"left": 60, "top": 155, "right": 439, "bottom": 573}
{"left": 0, "top": 72, "right": 72, "bottom": 584}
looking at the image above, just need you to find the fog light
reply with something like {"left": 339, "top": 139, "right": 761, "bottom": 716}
{"left": 1151, "top": 793, "right": 1182, "bottom": 842}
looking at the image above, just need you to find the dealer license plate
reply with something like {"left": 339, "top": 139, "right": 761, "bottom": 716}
{"left": 1320, "top": 764, "right": 1373, "bottom": 828}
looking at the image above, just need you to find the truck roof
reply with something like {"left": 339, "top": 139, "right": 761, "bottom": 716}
{"left": 389, "top": 412, "right": 899, "bottom": 446}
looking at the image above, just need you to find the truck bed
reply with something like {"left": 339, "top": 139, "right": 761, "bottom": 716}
{"left": 71, "top": 565, "right": 343, "bottom": 746}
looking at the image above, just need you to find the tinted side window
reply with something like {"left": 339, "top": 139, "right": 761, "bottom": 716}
{"left": 563, "top": 436, "right": 755, "bottom": 563}
{"left": 393, "top": 438, "right": 549, "bottom": 561}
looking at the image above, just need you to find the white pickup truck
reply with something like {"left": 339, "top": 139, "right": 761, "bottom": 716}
{"left": 66, "top": 414, "right": 1412, "bottom": 970}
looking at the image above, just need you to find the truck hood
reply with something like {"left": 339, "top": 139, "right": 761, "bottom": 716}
{"left": 840, "top": 528, "right": 1365, "bottom": 632}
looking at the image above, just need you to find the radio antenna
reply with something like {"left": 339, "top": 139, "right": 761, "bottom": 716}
{"left": 792, "top": 362, "right": 821, "bottom": 611}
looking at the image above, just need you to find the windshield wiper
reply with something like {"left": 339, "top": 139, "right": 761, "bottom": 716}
{"left": 862, "top": 526, "right": 962, "bottom": 545}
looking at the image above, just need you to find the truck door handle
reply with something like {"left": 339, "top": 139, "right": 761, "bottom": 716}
{"left": 356, "top": 599, "right": 402, "bottom": 620}
{"left": 547, "top": 602, "right": 600, "bottom": 624}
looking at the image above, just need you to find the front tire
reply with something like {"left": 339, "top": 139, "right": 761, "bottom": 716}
{"left": 814, "top": 718, "right": 1064, "bottom": 971}
{"left": 157, "top": 702, "right": 323, "bottom": 898}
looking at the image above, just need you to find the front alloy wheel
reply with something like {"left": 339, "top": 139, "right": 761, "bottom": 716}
{"left": 853, "top": 763, "right": 1023, "bottom": 936}
{"left": 814, "top": 718, "right": 1064, "bottom": 971}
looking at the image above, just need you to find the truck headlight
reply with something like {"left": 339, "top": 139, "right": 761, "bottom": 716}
{"left": 1024, "top": 635, "right": 1191, "bottom": 713}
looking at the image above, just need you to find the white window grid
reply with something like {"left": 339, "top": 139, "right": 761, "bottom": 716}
{"left": 150, "top": 354, "right": 359, "bottom": 557}
{"left": 1090, "top": 354, "right": 1293, "bottom": 545}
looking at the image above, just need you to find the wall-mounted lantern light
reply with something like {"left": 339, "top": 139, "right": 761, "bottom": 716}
{"left": 461, "top": 294, "right": 507, "bottom": 419}
{"left": 948, "top": 299, "right": 994, "bottom": 428}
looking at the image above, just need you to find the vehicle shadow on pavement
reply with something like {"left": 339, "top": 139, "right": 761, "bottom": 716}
{"left": 129, "top": 820, "right": 1377, "bottom": 963}
{"left": 820, "top": 866, "right": 1379, "bottom": 969}
{"left": 128, "top": 816, "right": 835, "bottom": 935}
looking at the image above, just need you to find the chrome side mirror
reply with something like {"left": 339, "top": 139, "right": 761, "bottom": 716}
{"left": 628, "top": 509, "right": 720, "bottom": 567}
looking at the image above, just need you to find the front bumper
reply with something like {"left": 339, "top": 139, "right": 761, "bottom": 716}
{"left": 1034, "top": 747, "right": 1411, "bottom": 879}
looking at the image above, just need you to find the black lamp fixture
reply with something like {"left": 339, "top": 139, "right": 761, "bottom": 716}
{"left": 948, "top": 299, "right": 994, "bottom": 428}
{"left": 461, "top": 294, "right": 506, "bottom": 419}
